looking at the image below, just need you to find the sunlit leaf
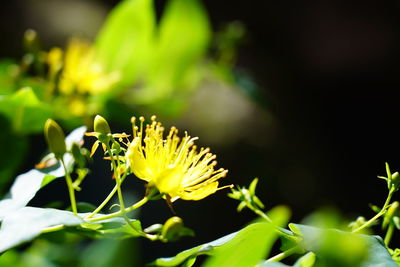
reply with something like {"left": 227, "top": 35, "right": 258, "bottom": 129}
{"left": 292, "top": 223, "right": 398, "bottom": 267}
{"left": 95, "top": 0, "right": 155, "bottom": 87}
{"left": 151, "top": 206, "right": 290, "bottom": 267}
{"left": 0, "top": 87, "right": 52, "bottom": 134}
{"left": 65, "top": 216, "right": 143, "bottom": 240}
{"left": 259, "top": 262, "right": 291, "bottom": 267}
{"left": 134, "top": 0, "right": 211, "bottom": 103}
{"left": 292, "top": 252, "right": 316, "bottom": 267}
{"left": 0, "top": 127, "right": 86, "bottom": 220}
{"left": 259, "top": 252, "right": 316, "bottom": 267}
{"left": 150, "top": 228, "right": 239, "bottom": 266}
{"left": 203, "top": 206, "right": 290, "bottom": 267}
{"left": 0, "top": 207, "right": 83, "bottom": 253}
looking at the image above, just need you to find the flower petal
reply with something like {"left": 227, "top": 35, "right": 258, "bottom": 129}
{"left": 90, "top": 140, "right": 100, "bottom": 157}
{"left": 180, "top": 182, "right": 219, "bottom": 201}
{"left": 155, "top": 166, "right": 184, "bottom": 196}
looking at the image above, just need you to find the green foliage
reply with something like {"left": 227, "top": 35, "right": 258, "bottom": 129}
{"left": 142, "top": 0, "right": 210, "bottom": 102}
{"left": 96, "top": 0, "right": 211, "bottom": 107}
{"left": 0, "top": 207, "right": 83, "bottom": 253}
{"left": 260, "top": 252, "right": 316, "bottom": 267}
{"left": 2, "top": 118, "right": 400, "bottom": 266}
{"left": 0, "top": 120, "right": 28, "bottom": 193}
{"left": 0, "top": 60, "right": 18, "bottom": 95}
{"left": 0, "top": 126, "right": 86, "bottom": 220}
{"left": 202, "top": 206, "right": 290, "bottom": 267}
{"left": 95, "top": 0, "right": 155, "bottom": 87}
{"left": 80, "top": 239, "right": 139, "bottom": 267}
{"left": 0, "top": 87, "right": 51, "bottom": 134}
{"left": 1, "top": 1, "right": 399, "bottom": 264}
{"left": 152, "top": 171, "right": 400, "bottom": 267}
{"left": 151, "top": 206, "right": 290, "bottom": 267}
{"left": 291, "top": 223, "right": 397, "bottom": 267}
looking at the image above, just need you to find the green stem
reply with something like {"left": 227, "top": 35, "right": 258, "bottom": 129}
{"left": 85, "top": 184, "right": 118, "bottom": 219}
{"left": 86, "top": 196, "right": 149, "bottom": 222}
{"left": 85, "top": 172, "right": 128, "bottom": 219}
{"left": 250, "top": 205, "right": 297, "bottom": 241}
{"left": 266, "top": 246, "right": 300, "bottom": 262}
{"left": 106, "top": 143, "right": 126, "bottom": 211}
{"left": 251, "top": 206, "right": 272, "bottom": 223}
{"left": 352, "top": 188, "right": 395, "bottom": 233}
{"left": 384, "top": 223, "right": 395, "bottom": 246}
{"left": 41, "top": 224, "right": 65, "bottom": 234}
{"left": 61, "top": 159, "right": 77, "bottom": 216}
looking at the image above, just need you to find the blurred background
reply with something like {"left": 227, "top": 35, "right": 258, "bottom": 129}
{"left": 1, "top": 0, "right": 400, "bottom": 265}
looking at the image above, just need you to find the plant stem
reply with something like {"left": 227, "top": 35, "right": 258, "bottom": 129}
{"left": 250, "top": 206, "right": 272, "bottom": 223}
{"left": 85, "top": 184, "right": 118, "bottom": 219}
{"left": 266, "top": 246, "right": 300, "bottom": 262}
{"left": 352, "top": 188, "right": 395, "bottom": 233}
{"left": 85, "top": 172, "right": 128, "bottom": 219}
{"left": 384, "top": 223, "right": 395, "bottom": 246}
{"left": 41, "top": 224, "right": 65, "bottom": 234}
{"left": 106, "top": 143, "right": 126, "bottom": 211}
{"left": 61, "top": 159, "right": 77, "bottom": 216}
{"left": 86, "top": 196, "right": 149, "bottom": 222}
{"left": 248, "top": 205, "right": 300, "bottom": 244}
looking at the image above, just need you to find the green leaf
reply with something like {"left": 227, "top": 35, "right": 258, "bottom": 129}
{"left": 202, "top": 206, "right": 290, "bottom": 267}
{"left": 0, "top": 59, "right": 18, "bottom": 94}
{"left": 136, "top": 0, "right": 211, "bottom": 103}
{"left": 292, "top": 223, "right": 398, "bottom": 267}
{"left": 293, "top": 252, "right": 316, "bottom": 267}
{"left": 0, "top": 207, "right": 83, "bottom": 253}
{"left": 150, "top": 228, "right": 239, "bottom": 266}
{"left": 0, "top": 117, "right": 28, "bottom": 194}
{"left": 80, "top": 238, "right": 139, "bottom": 267}
{"left": 99, "top": 221, "right": 143, "bottom": 239}
{"left": 259, "top": 253, "right": 316, "bottom": 267}
{"left": 68, "top": 217, "right": 143, "bottom": 240}
{"left": 0, "top": 87, "right": 52, "bottom": 134}
{"left": 151, "top": 206, "right": 290, "bottom": 267}
{"left": 95, "top": 0, "right": 155, "bottom": 87}
{"left": 259, "top": 262, "right": 291, "bottom": 267}
{"left": 0, "top": 127, "right": 87, "bottom": 219}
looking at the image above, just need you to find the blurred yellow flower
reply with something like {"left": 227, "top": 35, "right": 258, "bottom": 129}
{"left": 49, "top": 38, "right": 120, "bottom": 95}
{"left": 127, "top": 116, "right": 230, "bottom": 202}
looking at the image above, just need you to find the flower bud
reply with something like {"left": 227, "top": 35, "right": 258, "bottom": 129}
{"left": 94, "top": 115, "right": 111, "bottom": 144}
{"left": 44, "top": 119, "right": 66, "bottom": 159}
{"left": 23, "top": 29, "right": 40, "bottom": 53}
{"left": 391, "top": 172, "right": 400, "bottom": 191}
{"left": 161, "top": 216, "right": 184, "bottom": 242}
{"left": 94, "top": 115, "right": 111, "bottom": 135}
{"left": 383, "top": 201, "right": 400, "bottom": 229}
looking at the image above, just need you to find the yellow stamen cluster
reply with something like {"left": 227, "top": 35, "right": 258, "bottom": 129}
{"left": 126, "top": 116, "right": 230, "bottom": 201}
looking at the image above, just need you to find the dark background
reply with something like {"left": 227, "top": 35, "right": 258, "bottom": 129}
{"left": 2, "top": 0, "right": 400, "bottom": 264}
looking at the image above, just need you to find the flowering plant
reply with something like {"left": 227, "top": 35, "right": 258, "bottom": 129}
{"left": 1, "top": 116, "right": 400, "bottom": 266}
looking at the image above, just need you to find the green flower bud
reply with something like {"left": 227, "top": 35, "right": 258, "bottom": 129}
{"left": 389, "top": 201, "right": 400, "bottom": 218}
{"left": 391, "top": 172, "right": 400, "bottom": 191}
{"left": 383, "top": 201, "right": 400, "bottom": 229}
{"left": 44, "top": 119, "right": 66, "bottom": 160}
{"left": 161, "top": 216, "right": 184, "bottom": 242}
{"left": 94, "top": 115, "right": 111, "bottom": 135}
{"left": 23, "top": 29, "right": 40, "bottom": 53}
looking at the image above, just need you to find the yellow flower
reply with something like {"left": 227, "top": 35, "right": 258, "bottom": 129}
{"left": 54, "top": 38, "right": 120, "bottom": 95}
{"left": 126, "top": 116, "right": 231, "bottom": 202}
